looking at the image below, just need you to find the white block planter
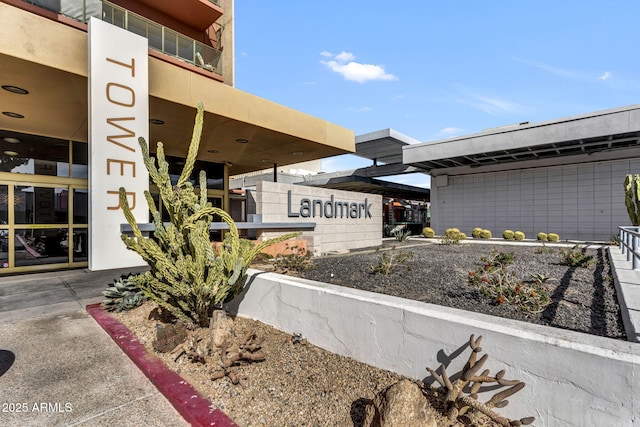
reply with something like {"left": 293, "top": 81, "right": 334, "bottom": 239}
{"left": 227, "top": 270, "right": 640, "bottom": 427}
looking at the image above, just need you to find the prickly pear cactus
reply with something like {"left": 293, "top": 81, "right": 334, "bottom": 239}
{"left": 118, "top": 103, "right": 298, "bottom": 326}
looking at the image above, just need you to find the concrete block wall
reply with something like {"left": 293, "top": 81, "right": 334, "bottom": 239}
{"left": 431, "top": 158, "right": 640, "bottom": 241}
{"left": 228, "top": 270, "right": 640, "bottom": 426}
{"left": 254, "top": 181, "right": 382, "bottom": 254}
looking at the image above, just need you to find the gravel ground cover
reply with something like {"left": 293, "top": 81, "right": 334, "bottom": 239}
{"left": 297, "top": 240, "right": 626, "bottom": 340}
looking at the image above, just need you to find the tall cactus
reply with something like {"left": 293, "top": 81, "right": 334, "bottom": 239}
{"left": 118, "top": 103, "right": 298, "bottom": 326}
{"left": 624, "top": 174, "right": 640, "bottom": 226}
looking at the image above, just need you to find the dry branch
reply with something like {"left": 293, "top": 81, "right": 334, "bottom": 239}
{"left": 425, "top": 334, "right": 534, "bottom": 426}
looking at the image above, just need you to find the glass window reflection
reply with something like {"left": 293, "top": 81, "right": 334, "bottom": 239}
{"left": 14, "top": 228, "right": 69, "bottom": 266}
{"left": 14, "top": 186, "right": 69, "bottom": 224}
{"left": 0, "top": 132, "right": 70, "bottom": 177}
{"left": 72, "top": 142, "right": 88, "bottom": 178}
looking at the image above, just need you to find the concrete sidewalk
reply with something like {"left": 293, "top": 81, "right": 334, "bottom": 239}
{"left": 0, "top": 267, "right": 188, "bottom": 427}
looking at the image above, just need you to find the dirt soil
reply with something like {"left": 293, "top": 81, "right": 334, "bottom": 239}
{"left": 114, "top": 302, "right": 478, "bottom": 427}
{"left": 111, "top": 240, "right": 624, "bottom": 426}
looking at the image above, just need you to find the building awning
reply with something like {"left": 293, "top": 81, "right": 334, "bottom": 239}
{"left": 403, "top": 105, "right": 640, "bottom": 173}
{"left": 355, "top": 128, "right": 420, "bottom": 165}
{"left": 300, "top": 175, "right": 430, "bottom": 201}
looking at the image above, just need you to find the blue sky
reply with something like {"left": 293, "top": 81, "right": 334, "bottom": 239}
{"left": 234, "top": 1, "right": 640, "bottom": 189}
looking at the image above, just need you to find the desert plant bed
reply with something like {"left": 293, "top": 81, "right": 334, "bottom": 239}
{"left": 112, "top": 302, "right": 511, "bottom": 427}
{"left": 293, "top": 242, "right": 625, "bottom": 340}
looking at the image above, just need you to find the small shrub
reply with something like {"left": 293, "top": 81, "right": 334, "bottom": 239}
{"left": 479, "top": 229, "right": 492, "bottom": 239}
{"left": 468, "top": 250, "right": 551, "bottom": 312}
{"left": 471, "top": 227, "right": 483, "bottom": 238}
{"left": 502, "top": 230, "right": 515, "bottom": 240}
{"left": 537, "top": 232, "right": 548, "bottom": 241}
{"left": 482, "top": 249, "right": 516, "bottom": 268}
{"left": 440, "top": 228, "right": 462, "bottom": 245}
{"left": 422, "top": 227, "right": 435, "bottom": 238}
{"left": 459, "top": 232, "right": 467, "bottom": 240}
{"left": 529, "top": 272, "right": 554, "bottom": 285}
{"left": 608, "top": 234, "right": 621, "bottom": 246}
{"left": 370, "top": 248, "right": 413, "bottom": 275}
{"left": 102, "top": 274, "right": 146, "bottom": 312}
{"left": 514, "top": 231, "right": 525, "bottom": 240}
{"left": 547, "top": 233, "right": 559, "bottom": 242}
{"left": 445, "top": 228, "right": 460, "bottom": 238}
{"left": 535, "top": 242, "right": 553, "bottom": 254}
{"left": 559, "top": 245, "right": 594, "bottom": 267}
{"left": 393, "top": 227, "right": 411, "bottom": 242}
{"left": 273, "top": 244, "right": 315, "bottom": 274}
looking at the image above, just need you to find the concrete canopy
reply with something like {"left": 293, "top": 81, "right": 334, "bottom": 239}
{"left": 297, "top": 128, "right": 429, "bottom": 200}
{"left": 300, "top": 175, "right": 430, "bottom": 201}
{"left": 0, "top": 3, "right": 354, "bottom": 175}
{"left": 404, "top": 105, "right": 640, "bottom": 174}
{"left": 355, "top": 128, "right": 421, "bottom": 165}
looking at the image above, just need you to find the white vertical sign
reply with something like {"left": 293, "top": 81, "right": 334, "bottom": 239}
{"left": 88, "top": 18, "right": 149, "bottom": 271}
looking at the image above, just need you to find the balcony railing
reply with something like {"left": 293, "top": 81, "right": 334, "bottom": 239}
{"left": 21, "top": 0, "right": 102, "bottom": 22}
{"left": 619, "top": 226, "right": 640, "bottom": 270}
{"left": 20, "top": 0, "right": 222, "bottom": 75}
{"left": 102, "top": 2, "right": 222, "bottom": 75}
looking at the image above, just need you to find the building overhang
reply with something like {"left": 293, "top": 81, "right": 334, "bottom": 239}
{"left": 300, "top": 175, "right": 430, "bottom": 201}
{"left": 403, "top": 105, "right": 640, "bottom": 174}
{"left": 135, "top": 0, "right": 223, "bottom": 31}
{"left": 355, "top": 128, "right": 420, "bottom": 165}
{"left": 0, "top": 3, "right": 354, "bottom": 175}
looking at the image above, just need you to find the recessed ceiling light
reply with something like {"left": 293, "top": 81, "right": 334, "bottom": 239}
{"left": 1, "top": 85, "right": 28, "bottom": 95}
{"left": 2, "top": 112, "right": 24, "bottom": 119}
{"left": 4, "top": 150, "right": 19, "bottom": 156}
{"left": 292, "top": 151, "right": 304, "bottom": 156}
{"left": 235, "top": 138, "right": 249, "bottom": 144}
{"left": 261, "top": 159, "right": 273, "bottom": 163}
{"left": 3, "top": 137, "right": 20, "bottom": 143}
{"left": 149, "top": 118, "right": 164, "bottom": 125}
{"left": 207, "top": 149, "right": 219, "bottom": 153}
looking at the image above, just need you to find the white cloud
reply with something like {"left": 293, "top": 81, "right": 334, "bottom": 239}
{"left": 334, "top": 51, "right": 356, "bottom": 62}
{"left": 456, "top": 88, "right": 528, "bottom": 116}
{"left": 513, "top": 57, "right": 614, "bottom": 83}
{"left": 320, "top": 51, "right": 397, "bottom": 83}
{"left": 599, "top": 71, "right": 612, "bottom": 81}
{"left": 438, "top": 127, "right": 463, "bottom": 136}
{"left": 512, "top": 57, "right": 583, "bottom": 80}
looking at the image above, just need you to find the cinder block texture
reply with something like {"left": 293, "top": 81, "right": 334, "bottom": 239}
{"left": 432, "top": 159, "right": 636, "bottom": 241}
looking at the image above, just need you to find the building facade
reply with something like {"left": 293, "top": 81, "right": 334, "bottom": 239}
{"left": 404, "top": 105, "right": 640, "bottom": 242}
{"left": 0, "top": 0, "right": 354, "bottom": 273}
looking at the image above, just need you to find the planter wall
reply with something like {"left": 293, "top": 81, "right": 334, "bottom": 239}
{"left": 227, "top": 270, "right": 640, "bottom": 426}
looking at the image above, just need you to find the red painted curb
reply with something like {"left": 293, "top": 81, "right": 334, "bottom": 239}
{"left": 86, "top": 303, "right": 238, "bottom": 427}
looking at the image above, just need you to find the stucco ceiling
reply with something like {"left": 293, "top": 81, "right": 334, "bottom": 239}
{"left": 0, "top": 53, "right": 352, "bottom": 175}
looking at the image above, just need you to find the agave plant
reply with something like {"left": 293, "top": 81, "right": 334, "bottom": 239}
{"left": 101, "top": 274, "right": 145, "bottom": 312}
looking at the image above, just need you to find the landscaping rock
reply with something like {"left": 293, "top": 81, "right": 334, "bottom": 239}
{"left": 153, "top": 323, "right": 188, "bottom": 353}
{"left": 362, "top": 379, "right": 437, "bottom": 427}
{"left": 209, "top": 309, "right": 234, "bottom": 348}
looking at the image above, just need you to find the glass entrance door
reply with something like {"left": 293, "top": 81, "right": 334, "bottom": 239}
{"left": 0, "top": 181, "right": 88, "bottom": 273}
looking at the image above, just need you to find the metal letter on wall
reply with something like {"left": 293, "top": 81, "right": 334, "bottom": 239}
{"left": 88, "top": 18, "right": 149, "bottom": 270}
